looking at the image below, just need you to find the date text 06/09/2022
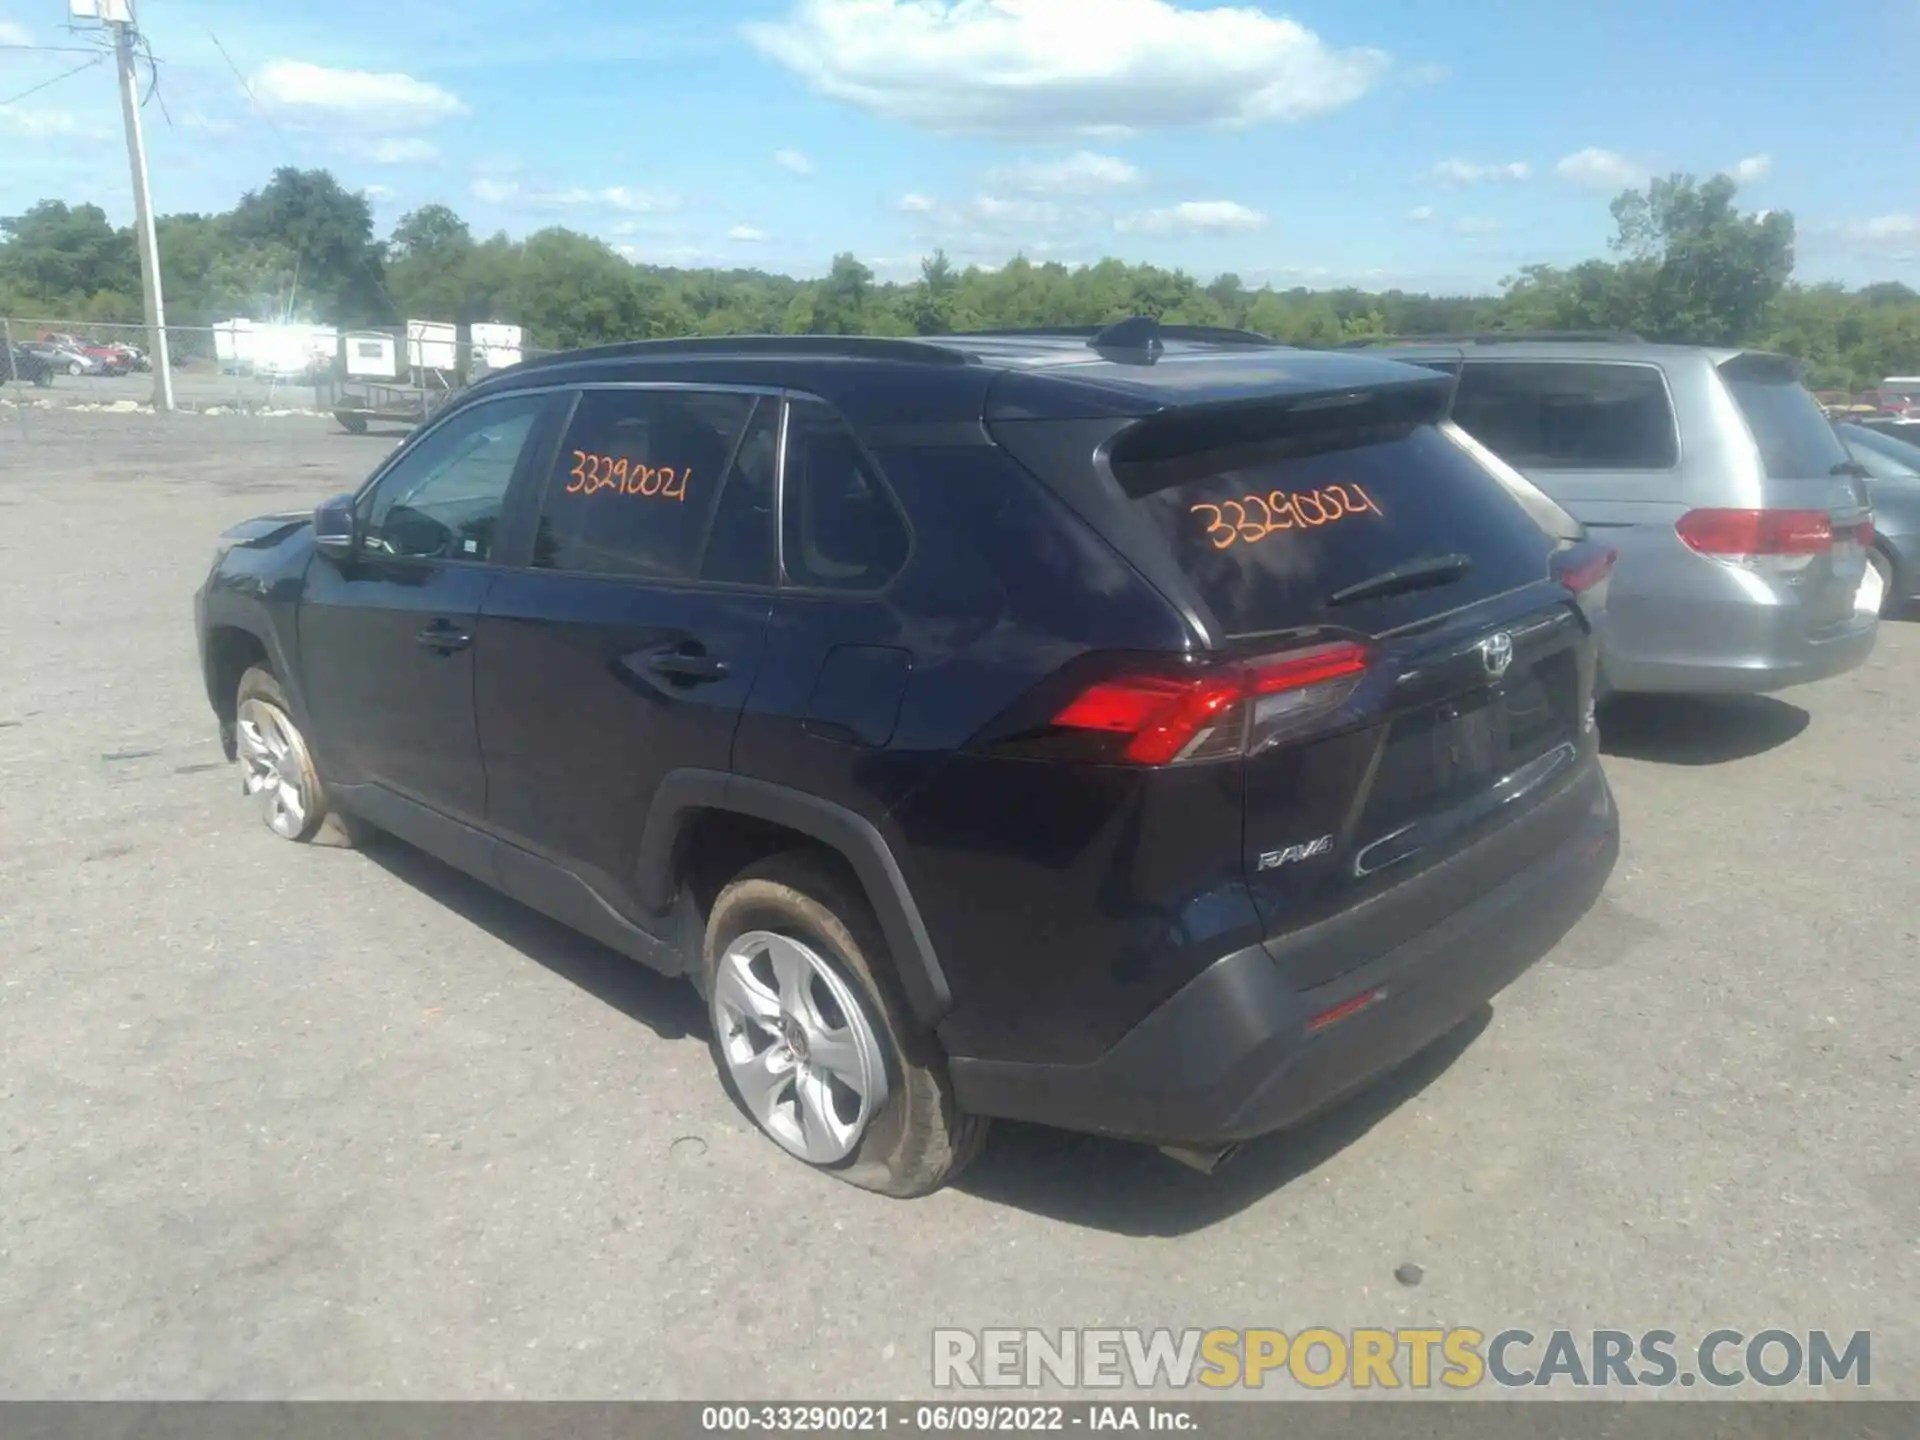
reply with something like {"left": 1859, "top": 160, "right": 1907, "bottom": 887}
{"left": 701, "top": 1404, "right": 1197, "bottom": 1432}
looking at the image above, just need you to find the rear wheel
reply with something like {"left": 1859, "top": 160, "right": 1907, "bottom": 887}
{"left": 702, "top": 853, "right": 987, "bottom": 1197}
{"left": 233, "top": 666, "right": 363, "bottom": 846}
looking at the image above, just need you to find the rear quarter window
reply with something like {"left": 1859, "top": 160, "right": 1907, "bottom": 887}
{"left": 1719, "top": 357, "right": 1852, "bottom": 479}
{"left": 1116, "top": 418, "right": 1556, "bottom": 637}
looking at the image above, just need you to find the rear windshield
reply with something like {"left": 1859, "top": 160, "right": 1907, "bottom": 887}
{"left": 1721, "top": 359, "right": 1851, "bottom": 479}
{"left": 1116, "top": 419, "right": 1555, "bottom": 637}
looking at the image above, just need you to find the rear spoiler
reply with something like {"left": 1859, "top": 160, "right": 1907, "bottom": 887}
{"left": 1105, "top": 375, "right": 1455, "bottom": 499}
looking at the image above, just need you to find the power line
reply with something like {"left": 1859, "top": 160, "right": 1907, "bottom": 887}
{"left": 206, "top": 29, "right": 278, "bottom": 136}
{"left": 0, "top": 42, "right": 114, "bottom": 54}
{"left": 0, "top": 53, "right": 106, "bottom": 108}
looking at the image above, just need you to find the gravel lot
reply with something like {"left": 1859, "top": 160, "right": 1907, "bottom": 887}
{"left": 0, "top": 407, "right": 1915, "bottom": 1400}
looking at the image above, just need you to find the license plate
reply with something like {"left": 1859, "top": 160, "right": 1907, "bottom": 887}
{"left": 1432, "top": 688, "right": 1507, "bottom": 790}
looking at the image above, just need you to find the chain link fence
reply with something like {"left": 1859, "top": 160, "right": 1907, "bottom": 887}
{"left": 2, "top": 317, "right": 561, "bottom": 425}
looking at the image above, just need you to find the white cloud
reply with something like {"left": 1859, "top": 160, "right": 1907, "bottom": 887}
{"left": 367, "top": 137, "right": 440, "bottom": 165}
{"left": 1406, "top": 205, "right": 1434, "bottom": 223}
{"left": 898, "top": 192, "right": 938, "bottom": 213}
{"left": 729, "top": 224, "right": 770, "bottom": 242}
{"left": 1116, "top": 199, "right": 1268, "bottom": 235}
{"left": 0, "top": 107, "right": 107, "bottom": 138}
{"left": 988, "top": 150, "right": 1141, "bottom": 193}
{"left": 1451, "top": 215, "right": 1503, "bottom": 236}
{"left": 773, "top": 148, "right": 814, "bottom": 174}
{"left": 252, "top": 60, "right": 467, "bottom": 125}
{"left": 1842, "top": 215, "right": 1919, "bottom": 242}
{"left": 743, "top": 0, "right": 1391, "bottom": 137}
{"left": 969, "top": 193, "right": 1072, "bottom": 226}
{"left": 1727, "top": 153, "right": 1772, "bottom": 184}
{"left": 1432, "top": 157, "right": 1530, "bottom": 184}
{"left": 363, "top": 184, "right": 395, "bottom": 200}
{"left": 0, "top": 19, "right": 30, "bottom": 45}
{"left": 471, "top": 178, "right": 679, "bottom": 213}
{"left": 1556, "top": 146, "right": 1646, "bottom": 189}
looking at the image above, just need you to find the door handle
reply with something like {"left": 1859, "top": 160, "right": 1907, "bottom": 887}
{"left": 648, "top": 647, "right": 730, "bottom": 683}
{"left": 416, "top": 620, "right": 471, "bottom": 655}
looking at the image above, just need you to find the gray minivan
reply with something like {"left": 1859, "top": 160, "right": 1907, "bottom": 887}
{"left": 1352, "top": 337, "right": 1878, "bottom": 696}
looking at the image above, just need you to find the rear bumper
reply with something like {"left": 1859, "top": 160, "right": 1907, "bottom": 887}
{"left": 947, "top": 760, "right": 1618, "bottom": 1145}
{"left": 1602, "top": 602, "right": 1876, "bottom": 695}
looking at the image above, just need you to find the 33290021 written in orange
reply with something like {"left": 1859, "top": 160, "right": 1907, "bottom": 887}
{"left": 565, "top": 451, "right": 691, "bottom": 501}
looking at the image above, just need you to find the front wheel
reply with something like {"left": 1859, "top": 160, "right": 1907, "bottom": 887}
{"left": 233, "top": 666, "right": 363, "bottom": 845}
{"left": 67, "top": 360, "right": 84, "bottom": 377}
{"left": 702, "top": 853, "right": 987, "bottom": 1197}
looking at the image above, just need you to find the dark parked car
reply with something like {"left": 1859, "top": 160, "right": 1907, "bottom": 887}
{"left": 1834, "top": 421, "right": 1920, "bottom": 616}
{"left": 2, "top": 343, "right": 55, "bottom": 387}
{"left": 194, "top": 321, "right": 1621, "bottom": 1195}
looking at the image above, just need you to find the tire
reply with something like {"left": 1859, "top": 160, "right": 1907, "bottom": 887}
{"left": 702, "top": 852, "right": 988, "bottom": 1197}
{"left": 67, "top": 360, "right": 83, "bottom": 377}
{"left": 337, "top": 412, "right": 369, "bottom": 434}
{"left": 232, "top": 666, "right": 364, "bottom": 846}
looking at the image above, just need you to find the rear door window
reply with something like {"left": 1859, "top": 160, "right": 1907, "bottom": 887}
{"left": 1719, "top": 357, "right": 1853, "bottom": 479}
{"left": 1450, "top": 361, "right": 1679, "bottom": 469}
{"left": 1115, "top": 413, "right": 1555, "bottom": 637}
{"left": 533, "top": 388, "right": 759, "bottom": 581}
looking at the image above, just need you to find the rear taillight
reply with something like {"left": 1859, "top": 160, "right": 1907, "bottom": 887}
{"left": 1051, "top": 641, "right": 1370, "bottom": 765}
{"left": 1676, "top": 508, "right": 1833, "bottom": 557}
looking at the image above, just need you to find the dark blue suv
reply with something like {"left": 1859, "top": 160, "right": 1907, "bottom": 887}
{"left": 195, "top": 321, "right": 1620, "bottom": 1196}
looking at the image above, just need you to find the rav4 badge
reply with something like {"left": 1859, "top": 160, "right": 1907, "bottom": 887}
{"left": 1258, "top": 834, "right": 1335, "bottom": 871}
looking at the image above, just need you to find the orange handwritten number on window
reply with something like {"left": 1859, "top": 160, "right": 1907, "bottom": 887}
{"left": 567, "top": 452, "right": 697, "bottom": 502}
{"left": 1196, "top": 486, "right": 1384, "bottom": 549}
{"left": 1191, "top": 503, "right": 1235, "bottom": 550}
{"left": 1238, "top": 494, "right": 1271, "bottom": 542}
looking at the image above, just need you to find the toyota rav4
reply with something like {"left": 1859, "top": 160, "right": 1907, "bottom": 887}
{"left": 194, "top": 321, "right": 1620, "bottom": 1196}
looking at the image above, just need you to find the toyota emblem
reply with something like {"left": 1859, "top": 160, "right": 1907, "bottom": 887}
{"left": 1479, "top": 631, "right": 1514, "bottom": 679}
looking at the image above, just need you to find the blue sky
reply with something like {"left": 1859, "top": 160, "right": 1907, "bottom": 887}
{"left": 1, "top": 0, "right": 1916, "bottom": 293}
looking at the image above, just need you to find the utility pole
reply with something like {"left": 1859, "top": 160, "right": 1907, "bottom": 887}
{"left": 98, "top": 0, "right": 174, "bottom": 411}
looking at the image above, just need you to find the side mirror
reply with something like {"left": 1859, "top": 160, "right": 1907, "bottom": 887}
{"left": 313, "top": 493, "right": 359, "bottom": 563}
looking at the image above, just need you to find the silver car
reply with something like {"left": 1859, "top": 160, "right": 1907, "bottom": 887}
{"left": 1352, "top": 336, "right": 1877, "bottom": 696}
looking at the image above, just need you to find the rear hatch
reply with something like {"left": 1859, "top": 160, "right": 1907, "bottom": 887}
{"left": 993, "top": 374, "right": 1605, "bottom": 990}
{"left": 1712, "top": 352, "right": 1873, "bottom": 625}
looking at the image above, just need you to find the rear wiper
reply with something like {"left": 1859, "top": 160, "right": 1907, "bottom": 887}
{"left": 1832, "top": 460, "right": 1871, "bottom": 478}
{"left": 1327, "top": 553, "right": 1473, "bottom": 607}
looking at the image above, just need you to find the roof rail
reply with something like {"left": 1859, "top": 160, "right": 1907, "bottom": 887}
{"left": 1338, "top": 330, "right": 1644, "bottom": 349}
{"left": 505, "top": 333, "right": 973, "bottom": 374}
{"left": 953, "top": 320, "right": 1279, "bottom": 349}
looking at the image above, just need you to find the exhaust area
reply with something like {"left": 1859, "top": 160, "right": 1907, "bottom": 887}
{"left": 1157, "top": 1142, "right": 1241, "bottom": 1175}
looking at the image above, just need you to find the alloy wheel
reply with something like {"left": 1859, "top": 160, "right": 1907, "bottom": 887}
{"left": 710, "top": 930, "right": 890, "bottom": 1164}
{"left": 235, "top": 697, "right": 317, "bottom": 839}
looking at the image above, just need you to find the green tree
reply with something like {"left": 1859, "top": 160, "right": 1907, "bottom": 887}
{"left": 810, "top": 252, "right": 873, "bottom": 334}
{"left": 1607, "top": 173, "right": 1794, "bottom": 344}
{"left": 908, "top": 249, "right": 957, "bottom": 334}
{"left": 0, "top": 201, "right": 138, "bottom": 311}
{"left": 229, "top": 168, "right": 391, "bottom": 324}
{"left": 388, "top": 204, "right": 481, "bottom": 322}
